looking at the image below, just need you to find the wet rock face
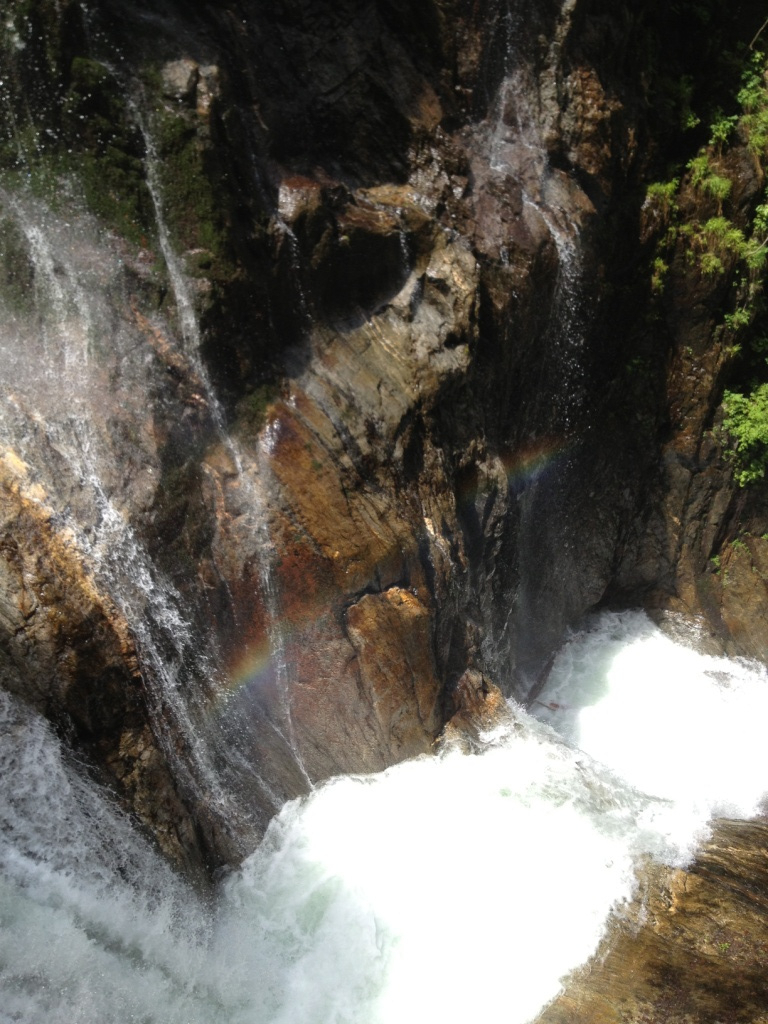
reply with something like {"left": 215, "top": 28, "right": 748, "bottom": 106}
{"left": 200, "top": 207, "right": 480, "bottom": 787}
{"left": 0, "top": 451, "right": 204, "bottom": 877}
{"left": 1, "top": 0, "right": 767, "bottom": 881}
{"left": 0, "top": 0, "right": 658, "bottom": 837}
{"left": 438, "top": 668, "right": 512, "bottom": 752}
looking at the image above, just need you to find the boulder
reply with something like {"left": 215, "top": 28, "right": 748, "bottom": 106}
{"left": 161, "top": 59, "right": 199, "bottom": 103}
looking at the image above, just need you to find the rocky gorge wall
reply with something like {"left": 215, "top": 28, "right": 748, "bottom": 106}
{"left": 2, "top": 0, "right": 768, "bottom": 882}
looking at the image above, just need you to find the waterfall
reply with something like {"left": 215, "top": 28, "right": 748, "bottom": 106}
{"left": 0, "top": 89, "right": 307, "bottom": 859}
{"left": 2, "top": 3, "right": 765, "bottom": 1020}
{"left": 2, "top": 611, "right": 766, "bottom": 1023}
{"left": 490, "top": 38, "right": 593, "bottom": 432}
{"left": 0, "top": 187, "right": 260, "bottom": 851}
{"left": 135, "top": 99, "right": 315, "bottom": 800}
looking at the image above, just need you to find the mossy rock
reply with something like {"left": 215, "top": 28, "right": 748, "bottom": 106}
{"left": 233, "top": 383, "right": 279, "bottom": 439}
{"left": 61, "top": 58, "right": 155, "bottom": 245}
{"left": 0, "top": 48, "right": 155, "bottom": 247}
{"left": 151, "top": 107, "right": 229, "bottom": 261}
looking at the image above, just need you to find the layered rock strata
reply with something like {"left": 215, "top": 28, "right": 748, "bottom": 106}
{"left": 541, "top": 819, "right": 768, "bottom": 1024}
{"left": 0, "top": 0, "right": 767, "bottom": 883}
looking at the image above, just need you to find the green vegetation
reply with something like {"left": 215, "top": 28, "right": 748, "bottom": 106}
{"left": 646, "top": 179, "right": 680, "bottom": 213}
{"left": 0, "top": 11, "right": 230, "bottom": 265}
{"left": 722, "top": 385, "right": 768, "bottom": 485}
{"left": 647, "top": 52, "right": 768, "bottom": 282}
{"left": 0, "top": 48, "right": 155, "bottom": 246}
{"left": 650, "top": 256, "right": 669, "bottom": 293}
{"left": 62, "top": 58, "right": 154, "bottom": 246}
{"left": 708, "top": 110, "right": 738, "bottom": 151}
{"left": 233, "top": 383, "right": 279, "bottom": 437}
{"left": 724, "top": 308, "right": 751, "bottom": 330}
{"left": 681, "top": 215, "right": 745, "bottom": 274}
{"left": 644, "top": 49, "right": 768, "bottom": 486}
{"left": 151, "top": 109, "right": 224, "bottom": 257}
{"left": 686, "top": 154, "right": 732, "bottom": 211}
{"left": 738, "top": 51, "right": 768, "bottom": 153}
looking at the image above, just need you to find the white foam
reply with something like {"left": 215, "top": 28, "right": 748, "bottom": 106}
{"left": 534, "top": 610, "right": 768, "bottom": 819}
{"left": 220, "top": 731, "right": 646, "bottom": 1024}
{"left": 2, "top": 611, "right": 767, "bottom": 1023}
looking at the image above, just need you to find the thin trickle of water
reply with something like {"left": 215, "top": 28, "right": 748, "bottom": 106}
{"left": 137, "top": 128, "right": 310, "bottom": 784}
{"left": 2, "top": 611, "right": 766, "bottom": 1024}
{"left": 136, "top": 96, "right": 314, "bottom": 794}
{"left": 135, "top": 108, "right": 232, "bottom": 434}
{"left": 472, "top": 4, "right": 600, "bottom": 693}
{"left": 398, "top": 225, "right": 410, "bottom": 275}
{"left": 490, "top": 66, "right": 589, "bottom": 428}
{"left": 484, "top": 4, "right": 594, "bottom": 426}
{"left": 253, "top": 430, "right": 316, "bottom": 793}
{"left": 530, "top": 201, "right": 587, "bottom": 425}
{"left": 274, "top": 216, "right": 313, "bottom": 330}
{"left": 134, "top": 120, "right": 197, "bottom": 354}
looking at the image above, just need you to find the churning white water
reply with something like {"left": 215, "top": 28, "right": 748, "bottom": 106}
{"left": 534, "top": 610, "right": 768, "bottom": 818}
{"left": 2, "top": 610, "right": 767, "bottom": 1024}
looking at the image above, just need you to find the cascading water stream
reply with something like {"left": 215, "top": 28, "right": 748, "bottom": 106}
{"left": 252, "top": 424, "right": 316, "bottom": 794}
{"left": 9, "top": 203, "right": 93, "bottom": 374}
{"left": 136, "top": 99, "right": 313, "bottom": 794}
{"left": 489, "top": 59, "right": 590, "bottom": 434}
{"left": 135, "top": 104, "right": 227, "bottom": 426}
{"left": 1, "top": 50, "right": 317, "bottom": 842}
{"left": 0, "top": 191, "right": 254, "bottom": 843}
{"left": 0, "top": 132, "right": 293, "bottom": 853}
{"left": 2, "top": 610, "right": 766, "bottom": 1024}
{"left": 473, "top": 0, "right": 609, "bottom": 695}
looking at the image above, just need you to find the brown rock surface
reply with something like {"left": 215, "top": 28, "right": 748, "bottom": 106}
{"left": 0, "top": 449, "right": 201, "bottom": 873}
{"left": 438, "top": 667, "right": 512, "bottom": 752}
{"left": 345, "top": 588, "right": 443, "bottom": 760}
{"left": 213, "top": 213, "right": 479, "bottom": 784}
{"left": 539, "top": 819, "right": 768, "bottom": 1024}
{"left": 0, "top": 450, "right": 138, "bottom": 712}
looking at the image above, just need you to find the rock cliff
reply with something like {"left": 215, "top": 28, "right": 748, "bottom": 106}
{"left": 1, "top": 0, "right": 768, "bottom": 889}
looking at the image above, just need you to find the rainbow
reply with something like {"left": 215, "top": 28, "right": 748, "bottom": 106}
{"left": 218, "top": 636, "right": 275, "bottom": 705}
{"left": 456, "top": 436, "right": 571, "bottom": 509}
{"left": 218, "top": 437, "right": 570, "bottom": 704}
{"left": 500, "top": 437, "right": 571, "bottom": 490}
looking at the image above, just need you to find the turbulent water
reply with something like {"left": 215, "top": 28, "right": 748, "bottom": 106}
{"left": 2, "top": 609, "right": 767, "bottom": 1024}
